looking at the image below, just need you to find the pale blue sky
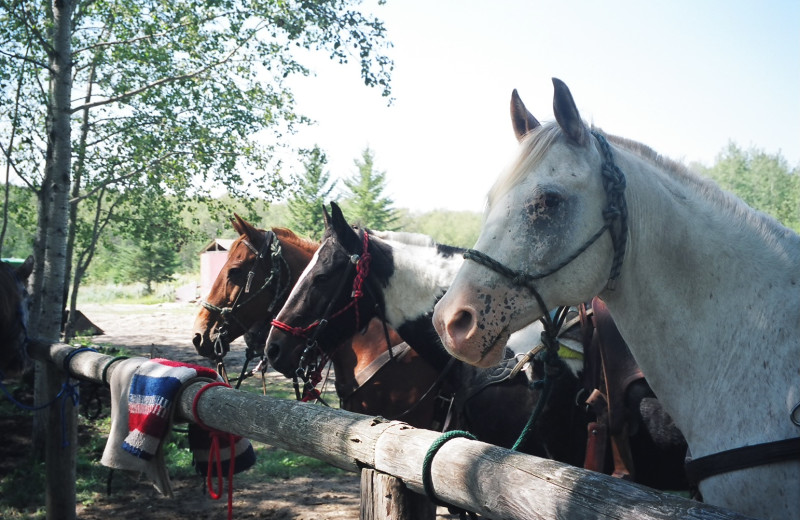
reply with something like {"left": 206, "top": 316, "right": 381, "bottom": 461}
{"left": 282, "top": 0, "right": 800, "bottom": 212}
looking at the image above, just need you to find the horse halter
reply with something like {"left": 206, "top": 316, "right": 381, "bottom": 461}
{"left": 201, "top": 230, "right": 290, "bottom": 368}
{"left": 271, "top": 230, "right": 383, "bottom": 402}
{"left": 463, "top": 130, "right": 628, "bottom": 338}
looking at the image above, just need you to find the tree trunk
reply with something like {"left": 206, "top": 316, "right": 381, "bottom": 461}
{"left": 31, "top": 3, "right": 76, "bottom": 519}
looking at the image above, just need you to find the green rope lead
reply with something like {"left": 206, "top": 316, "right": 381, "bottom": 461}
{"left": 511, "top": 376, "right": 553, "bottom": 452}
{"left": 101, "top": 355, "right": 130, "bottom": 386}
{"left": 422, "top": 430, "right": 477, "bottom": 506}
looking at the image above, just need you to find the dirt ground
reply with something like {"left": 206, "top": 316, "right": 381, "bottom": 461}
{"left": 4, "top": 302, "right": 459, "bottom": 520}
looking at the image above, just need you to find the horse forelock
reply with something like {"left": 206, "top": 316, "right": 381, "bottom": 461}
{"left": 488, "top": 122, "right": 564, "bottom": 209}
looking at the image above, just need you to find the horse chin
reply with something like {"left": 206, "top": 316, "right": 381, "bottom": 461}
{"left": 193, "top": 331, "right": 229, "bottom": 359}
{"left": 475, "top": 328, "right": 511, "bottom": 368}
{"left": 443, "top": 327, "right": 510, "bottom": 369}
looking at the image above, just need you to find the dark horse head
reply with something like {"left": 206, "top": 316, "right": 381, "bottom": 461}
{"left": 266, "top": 202, "right": 396, "bottom": 378}
{"left": 192, "top": 215, "right": 317, "bottom": 360}
{"left": 0, "top": 255, "right": 33, "bottom": 377}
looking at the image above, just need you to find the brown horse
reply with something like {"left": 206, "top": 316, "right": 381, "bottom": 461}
{"left": 0, "top": 256, "right": 33, "bottom": 377}
{"left": 191, "top": 216, "right": 442, "bottom": 428}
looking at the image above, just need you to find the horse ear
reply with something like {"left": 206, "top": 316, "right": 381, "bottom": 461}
{"left": 329, "top": 202, "right": 360, "bottom": 250}
{"left": 510, "top": 89, "right": 540, "bottom": 142}
{"left": 232, "top": 213, "right": 261, "bottom": 243}
{"left": 552, "top": 78, "right": 588, "bottom": 146}
{"left": 322, "top": 204, "right": 331, "bottom": 228}
{"left": 329, "top": 202, "right": 349, "bottom": 235}
{"left": 17, "top": 255, "right": 33, "bottom": 282}
{"left": 232, "top": 213, "right": 247, "bottom": 235}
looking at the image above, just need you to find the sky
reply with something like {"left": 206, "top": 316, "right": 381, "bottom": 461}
{"left": 279, "top": 0, "right": 800, "bottom": 213}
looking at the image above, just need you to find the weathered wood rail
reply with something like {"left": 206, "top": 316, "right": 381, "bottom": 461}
{"left": 27, "top": 342, "right": 756, "bottom": 520}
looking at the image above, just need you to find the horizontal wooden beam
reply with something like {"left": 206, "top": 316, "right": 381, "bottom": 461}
{"left": 28, "top": 342, "right": 755, "bottom": 520}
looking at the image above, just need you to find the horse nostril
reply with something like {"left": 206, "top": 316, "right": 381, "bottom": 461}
{"left": 447, "top": 308, "right": 477, "bottom": 342}
{"left": 266, "top": 342, "right": 281, "bottom": 363}
{"left": 192, "top": 333, "right": 202, "bottom": 350}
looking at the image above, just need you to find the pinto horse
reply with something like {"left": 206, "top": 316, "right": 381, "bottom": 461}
{"left": 265, "top": 204, "right": 689, "bottom": 489}
{"left": 191, "top": 215, "right": 441, "bottom": 428}
{"left": 432, "top": 79, "right": 800, "bottom": 518}
{"left": 0, "top": 256, "right": 33, "bottom": 376}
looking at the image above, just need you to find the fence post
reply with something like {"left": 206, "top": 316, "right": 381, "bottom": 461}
{"left": 42, "top": 358, "right": 77, "bottom": 520}
{"left": 360, "top": 469, "right": 436, "bottom": 520}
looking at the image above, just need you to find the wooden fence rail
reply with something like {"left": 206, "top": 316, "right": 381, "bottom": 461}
{"left": 27, "top": 342, "right": 755, "bottom": 520}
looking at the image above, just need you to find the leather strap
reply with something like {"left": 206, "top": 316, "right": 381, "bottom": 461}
{"left": 685, "top": 437, "right": 800, "bottom": 485}
{"left": 336, "top": 343, "right": 412, "bottom": 399}
{"left": 353, "top": 342, "right": 412, "bottom": 389}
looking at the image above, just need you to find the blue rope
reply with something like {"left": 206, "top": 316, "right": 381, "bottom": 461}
{"left": 0, "top": 346, "right": 97, "bottom": 448}
{"left": 0, "top": 372, "right": 67, "bottom": 411}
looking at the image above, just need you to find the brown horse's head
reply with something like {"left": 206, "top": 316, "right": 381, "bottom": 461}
{"left": 0, "top": 255, "right": 33, "bottom": 377}
{"left": 191, "top": 215, "right": 317, "bottom": 359}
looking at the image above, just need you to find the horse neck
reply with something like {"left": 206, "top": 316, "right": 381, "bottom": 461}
{"left": 601, "top": 148, "right": 800, "bottom": 456}
{"left": 381, "top": 241, "right": 465, "bottom": 330}
{"left": 273, "top": 229, "right": 318, "bottom": 282}
{"left": 327, "top": 338, "right": 361, "bottom": 397}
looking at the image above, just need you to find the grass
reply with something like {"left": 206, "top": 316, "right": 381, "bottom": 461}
{"left": 77, "top": 272, "right": 200, "bottom": 305}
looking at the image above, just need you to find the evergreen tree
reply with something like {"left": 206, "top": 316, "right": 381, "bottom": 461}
{"left": 121, "top": 240, "right": 182, "bottom": 295}
{"left": 287, "top": 147, "right": 337, "bottom": 240}
{"left": 341, "top": 147, "right": 398, "bottom": 230}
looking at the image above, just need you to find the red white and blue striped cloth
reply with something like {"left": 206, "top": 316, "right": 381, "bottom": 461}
{"left": 123, "top": 359, "right": 216, "bottom": 459}
{"left": 101, "top": 357, "right": 255, "bottom": 496}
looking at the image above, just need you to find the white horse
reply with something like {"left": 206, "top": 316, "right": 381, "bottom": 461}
{"left": 433, "top": 78, "right": 800, "bottom": 519}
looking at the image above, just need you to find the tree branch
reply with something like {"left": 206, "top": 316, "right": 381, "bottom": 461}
{"left": 70, "top": 28, "right": 257, "bottom": 113}
{"left": 69, "top": 151, "right": 177, "bottom": 203}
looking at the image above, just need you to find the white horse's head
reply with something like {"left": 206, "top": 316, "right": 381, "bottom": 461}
{"left": 434, "top": 79, "right": 624, "bottom": 367}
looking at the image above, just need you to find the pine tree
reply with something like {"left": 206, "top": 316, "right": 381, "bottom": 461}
{"left": 342, "top": 147, "right": 398, "bottom": 230}
{"left": 287, "top": 146, "right": 338, "bottom": 240}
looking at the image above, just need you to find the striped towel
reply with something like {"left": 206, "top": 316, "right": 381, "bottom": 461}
{"left": 102, "top": 358, "right": 255, "bottom": 496}
{"left": 123, "top": 359, "right": 217, "bottom": 459}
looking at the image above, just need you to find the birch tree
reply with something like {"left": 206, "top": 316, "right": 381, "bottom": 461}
{"left": 0, "top": 0, "right": 394, "bottom": 340}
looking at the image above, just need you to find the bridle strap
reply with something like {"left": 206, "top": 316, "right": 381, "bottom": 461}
{"left": 200, "top": 230, "right": 289, "bottom": 382}
{"left": 272, "top": 230, "right": 373, "bottom": 340}
{"left": 271, "top": 231, "right": 376, "bottom": 403}
{"left": 464, "top": 130, "right": 627, "bottom": 297}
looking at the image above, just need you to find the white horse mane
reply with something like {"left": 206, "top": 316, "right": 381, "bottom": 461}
{"left": 369, "top": 229, "right": 437, "bottom": 248}
{"left": 490, "top": 122, "right": 795, "bottom": 248}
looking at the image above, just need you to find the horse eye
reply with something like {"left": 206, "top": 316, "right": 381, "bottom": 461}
{"left": 544, "top": 193, "right": 563, "bottom": 208}
{"left": 526, "top": 191, "right": 564, "bottom": 218}
{"left": 228, "top": 267, "right": 245, "bottom": 283}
